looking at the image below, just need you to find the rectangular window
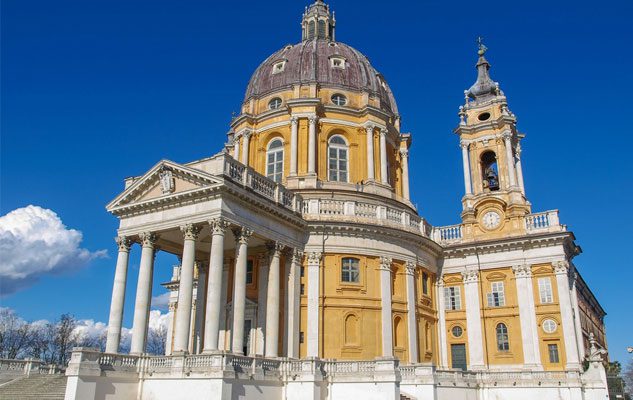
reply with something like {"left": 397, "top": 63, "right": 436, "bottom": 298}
{"left": 246, "top": 260, "right": 254, "bottom": 285}
{"left": 444, "top": 286, "right": 461, "bottom": 310}
{"left": 548, "top": 344, "right": 560, "bottom": 363}
{"left": 300, "top": 284, "right": 305, "bottom": 295}
{"left": 301, "top": 266, "right": 305, "bottom": 278}
{"left": 422, "top": 272, "right": 428, "bottom": 295}
{"left": 341, "top": 258, "right": 360, "bottom": 283}
{"left": 538, "top": 277, "right": 554, "bottom": 304}
{"left": 487, "top": 281, "right": 506, "bottom": 307}
{"left": 299, "top": 332, "right": 304, "bottom": 344}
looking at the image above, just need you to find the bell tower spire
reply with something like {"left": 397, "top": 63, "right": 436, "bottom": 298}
{"left": 301, "top": 0, "right": 336, "bottom": 41}
{"left": 455, "top": 39, "right": 530, "bottom": 240}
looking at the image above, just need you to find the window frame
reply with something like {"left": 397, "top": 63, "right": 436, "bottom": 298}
{"left": 266, "top": 138, "right": 284, "bottom": 183}
{"left": 268, "top": 97, "right": 283, "bottom": 110}
{"left": 495, "top": 323, "right": 510, "bottom": 352}
{"left": 444, "top": 286, "right": 462, "bottom": 311}
{"left": 422, "top": 272, "right": 429, "bottom": 295}
{"left": 538, "top": 277, "right": 554, "bottom": 304}
{"left": 328, "top": 135, "right": 349, "bottom": 183}
{"left": 272, "top": 61, "right": 286, "bottom": 75}
{"left": 487, "top": 281, "right": 506, "bottom": 307}
{"left": 331, "top": 93, "right": 347, "bottom": 106}
{"left": 548, "top": 343, "right": 560, "bottom": 363}
{"left": 246, "top": 259, "right": 254, "bottom": 285}
{"left": 341, "top": 257, "right": 360, "bottom": 283}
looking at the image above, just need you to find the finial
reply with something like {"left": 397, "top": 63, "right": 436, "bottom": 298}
{"left": 477, "top": 36, "right": 487, "bottom": 56}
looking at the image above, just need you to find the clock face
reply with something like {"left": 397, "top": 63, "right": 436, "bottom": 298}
{"left": 482, "top": 211, "right": 501, "bottom": 230}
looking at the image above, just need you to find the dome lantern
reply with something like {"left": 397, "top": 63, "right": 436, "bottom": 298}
{"left": 302, "top": 0, "right": 335, "bottom": 41}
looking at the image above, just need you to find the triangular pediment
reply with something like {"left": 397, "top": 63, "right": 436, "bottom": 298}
{"left": 106, "top": 159, "right": 222, "bottom": 211}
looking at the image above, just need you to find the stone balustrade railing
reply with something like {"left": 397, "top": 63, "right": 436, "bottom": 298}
{"left": 302, "top": 198, "right": 431, "bottom": 237}
{"left": 0, "top": 358, "right": 63, "bottom": 376}
{"left": 433, "top": 210, "right": 566, "bottom": 245}
{"left": 222, "top": 155, "right": 303, "bottom": 213}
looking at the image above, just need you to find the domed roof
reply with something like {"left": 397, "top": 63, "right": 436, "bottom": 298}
{"left": 244, "top": 40, "right": 399, "bottom": 116}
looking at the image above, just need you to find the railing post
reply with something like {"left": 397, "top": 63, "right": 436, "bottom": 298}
{"left": 549, "top": 210, "right": 559, "bottom": 227}
{"left": 275, "top": 183, "right": 281, "bottom": 204}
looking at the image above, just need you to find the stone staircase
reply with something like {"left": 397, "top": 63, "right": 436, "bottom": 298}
{"left": 0, "top": 374, "right": 67, "bottom": 399}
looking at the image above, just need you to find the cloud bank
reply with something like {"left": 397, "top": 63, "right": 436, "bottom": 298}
{"left": 0, "top": 205, "right": 107, "bottom": 296}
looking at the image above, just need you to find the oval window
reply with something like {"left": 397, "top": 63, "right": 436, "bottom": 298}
{"left": 478, "top": 112, "right": 491, "bottom": 121}
{"left": 451, "top": 326, "right": 463, "bottom": 338}
{"left": 268, "top": 97, "right": 282, "bottom": 110}
{"left": 542, "top": 319, "right": 557, "bottom": 333}
{"left": 331, "top": 94, "right": 347, "bottom": 106}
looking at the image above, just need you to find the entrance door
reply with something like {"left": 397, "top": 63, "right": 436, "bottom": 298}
{"left": 451, "top": 344, "right": 467, "bottom": 371}
{"left": 243, "top": 319, "right": 252, "bottom": 355}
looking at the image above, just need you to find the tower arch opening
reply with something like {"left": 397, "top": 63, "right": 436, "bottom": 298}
{"left": 481, "top": 151, "right": 499, "bottom": 191}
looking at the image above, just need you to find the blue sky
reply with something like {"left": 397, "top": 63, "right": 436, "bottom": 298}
{"left": 1, "top": 0, "right": 632, "bottom": 363}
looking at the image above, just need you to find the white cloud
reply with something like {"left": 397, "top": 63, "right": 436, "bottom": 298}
{"left": 151, "top": 292, "right": 171, "bottom": 310}
{"left": 0, "top": 205, "right": 107, "bottom": 296}
{"left": 148, "top": 309, "right": 171, "bottom": 332}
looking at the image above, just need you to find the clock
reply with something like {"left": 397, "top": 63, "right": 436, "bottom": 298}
{"left": 482, "top": 210, "right": 501, "bottom": 230}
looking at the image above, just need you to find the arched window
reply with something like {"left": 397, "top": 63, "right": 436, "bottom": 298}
{"left": 266, "top": 139, "right": 284, "bottom": 183}
{"left": 318, "top": 20, "right": 326, "bottom": 39}
{"left": 481, "top": 151, "right": 499, "bottom": 191}
{"left": 341, "top": 257, "right": 359, "bottom": 283}
{"left": 496, "top": 323, "right": 510, "bottom": 351}
{"left": 328, "top": 135, "right": 348, "bottom": 182}
{"left": 308, "top": 20, "right": 316, "bottom": 40}
{"left": 344, "top": 314, "right": 359, "bottom": 345}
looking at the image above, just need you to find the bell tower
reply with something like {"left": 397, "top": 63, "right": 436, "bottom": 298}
{"left": 455, "top": 39, "right": 530, "bottom": 240}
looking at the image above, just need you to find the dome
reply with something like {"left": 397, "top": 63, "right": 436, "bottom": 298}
{"left": 244, "top": 40, "right": 399, "bottom": 116}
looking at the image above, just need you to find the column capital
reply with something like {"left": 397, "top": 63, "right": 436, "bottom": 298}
{"left": 379, "top": 127, "right": 388, "bottom": 136}
{"left": 460, "top": 140, "right": 470, "bottom": 150}
{"left": 461, "top": 269, "right": 479, "bottom": 283}
{"left": 379, "top": 256, "right": 393, "bottom": 271}
{"left": 138, "top": 232, "right": 158, "bottom": 248}
{"left": 554, "top": 260, "right": 570, "bottom": 275}
{"left": 209, "top": 218, "right": 229, "bottom": 235}
{"left": 502, "top": 130, "right": 513, "bottom": 141}
{"left": 399, "top": 148, "right": 409, "bottom": 158}
{"left": 181, "top": 224, "right": 202, "bottom": 241}
{"left": 511, "top": 264, "right": 532, "bottom": 278}
{"left": 290, "top": 116, "right": 299, "bottom": 124}
{"left": 231, "top": 226, "right": 253, "bottom": 244}
{"left": 266, "top": 241, "right": 285, "bottom": 255}
{"left": 404, "top": 261, "right": 416, "bottom": 276}
{"left": 306, "top": 251, "right": 322, "bottom": 265}
{"left": 308, "top": 115, "right": 318, "bottom": 124}
{"left": 115, "top": 236, "right": 132, "bottom": 252}
{"left": 436, "top": 278, "right": 445, "bottom": 288}
{"left": 241, "top": 128, "right": 253, "bottom": 139}
{"left": 364, "top": 123, "right": 376, "bottom": 133}
{"left": 292, "top": 249, "right": 304, "bottom": 264}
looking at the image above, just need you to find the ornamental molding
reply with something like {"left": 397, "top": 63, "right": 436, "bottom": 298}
{"left": 266, "top": 241, "right": 286, "bottom": 255}
{"left": 399, "top": 148, "right": 409, "bottom": 158}
{"left": 232, "top": 227, "right": 253, "bottom": 245}
{"left": 209, "top": 218, "right": 230, "bottom": 235}
{"left": 554, "top": 260, "right": 570, "bottom": 275}
{"left": 307, "top": 252, "right": 322, "bottom": 265}
{"left": 379, "top": 256, "right": 393, "bottom": 271}
{"left": 404, "top": 261, "right": 416, "bottom": 276}
{"left": 461, "top": 268, "right": 479, "bottom": 283}
{"left": 292, "top": 249, "right": 304, "bottom": 264}
{"left": 115, "top": 236, "right": 132, "bottom": 252}
{"left": 511, "top": 264, "right": 532, "bottom": 278}
{"left": 138, "top": 232, "right": 158, "bottom": 248}
{"left": 181, "top": 224, "right": 202, "bottom": 240}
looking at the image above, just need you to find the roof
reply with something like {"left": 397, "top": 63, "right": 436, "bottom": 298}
{"left": 244, "top": 39, "right": 399, "bottom": 115}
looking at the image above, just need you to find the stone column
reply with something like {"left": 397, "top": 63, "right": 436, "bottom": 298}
{"left": 308, "top": 116, "right": 317, "bottom": 175}
{"left": 460, "top": 142, "right": 472, "bottom": 195}
{"left": 515, "top": 144, "right": 525, "bottom": 194}
{"left": 193, "top": 262, "right": 208, "bottom": 354}
{"left": 290, "top": 117, "right": 298, "bottom": 176}
{"left": 436, "top": 279, "right": 449, "bottom": 367}
{"left": 172, "top": 224, "right": 201, "bottom": 354}
{"left": 231, "top": 226, "right": 252, "bottom": 354}
{"left": 286, "top": 249, "right": 303, "bottom": 358}
{"left": 512, "top": 264, "right": 541, "bottom": 369}
{"left": 554, "top": 261, "right": 581, "bottom": 370}
{"left": 256, "top": 253, "right": 269, "bottom": 355}
{"left": 404, "top": 262, "right": 418, "bottom": 363}
{"left": 503, "top": 132, "right": 517, "bottom": 188}
{"left": 400, "top": 149, "right": 410, "bottom": 200}
{"left": 218, "top": 261, "right": 230, "bottom": 351}
{"left": 570, "top": 272, "right": 586, "bottom": 361}
{"left": 232, "top": 134, "right": 240, "bottom": 160}
{"left": 105, "top": 236, "right": 132, "bottom": 354}
{"left": 130, "top": 232, "right": 158, "bottom": 354}
{"left": 241, "top": 130, "right": 251, "bottom": 166}
{"left": 365, "top": 125, "right": 375, "bottom": 181}
{"left": 265, "top": 242, "right": 284, "bottom": 357}
{"left": 379, "top": 128, "right": 389, "bottom": 184}
{"left": 379, "top": 256, "right": 394, "bottom": 357}
{"left": 306, "top": 252, "right": 322, "bottom": 357}
{"left": 462, "top": 269, "right": 484, "bottom": 369}
{"left": 203, "top": 218, "right": 229, "bottom": 353}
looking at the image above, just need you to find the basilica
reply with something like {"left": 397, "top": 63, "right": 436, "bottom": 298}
{"left": 64, "top": 1, "right": 610, "bottom": 399}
